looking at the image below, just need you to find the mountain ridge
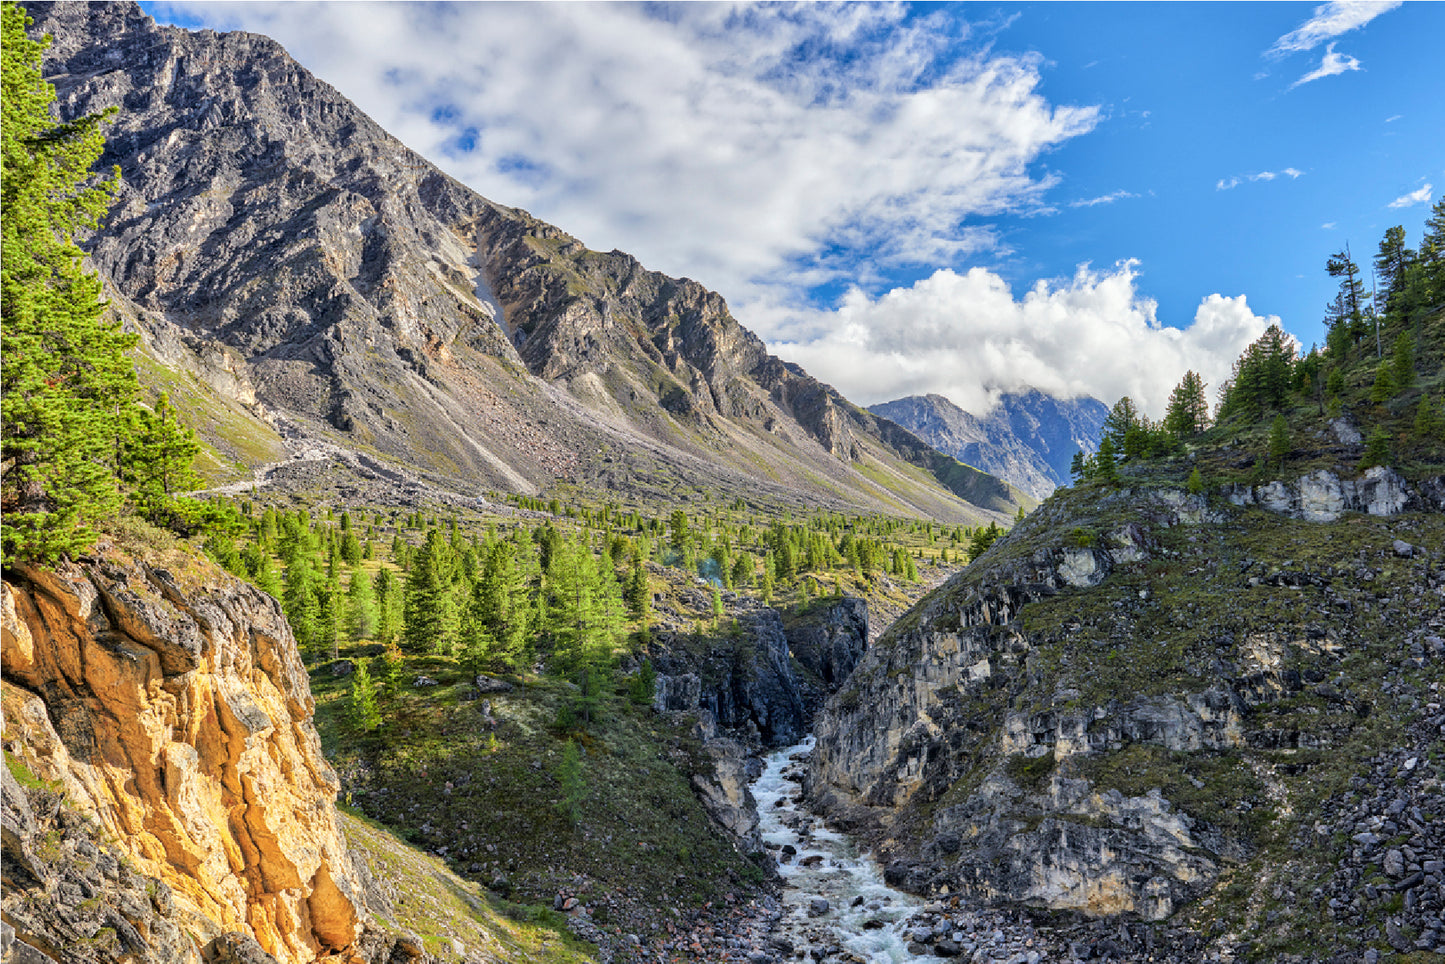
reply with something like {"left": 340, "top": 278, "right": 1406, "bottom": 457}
{"left": 33, "top": 0, "right": 1027, "bottom": 525}
{"left": 869, "top": 389, "right": 1108, "bottom": 500}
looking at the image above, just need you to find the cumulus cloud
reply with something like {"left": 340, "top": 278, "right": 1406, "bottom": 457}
{"left": 1269, "top": 0, "right": 1401, "bottom": 56}
{"left": 769, "top": 263, "right": 1277, "bottom": 418}
{"left": 1291, "top": 43, "right": 1363, "bottom": 87}
{"left": 154, "top": 1, "right": 1098, "bottom": 305}
{"left": 1388, "top": 184, "right": 1434, "bottom": 208}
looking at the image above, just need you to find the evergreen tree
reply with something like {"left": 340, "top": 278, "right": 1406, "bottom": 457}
{"left": 1359, "top": 428, "right": 1392, "bottom": 470}
{"left": 625, "top": 553, "right": 651, "bottom": 621}
{"left": 1217, "top": 324, "right": 1296, "bottom": 422}
{"left": 1370, "top": 363, "right": 1395, "bottom": 405}
{"left": 968, "top": 522, "right": 1003, "bottom": 559}
{"left": 2, "top": 3, "right": 134, "bottom": 564}
{"left": 1163, "top": 371, "right": 1210, "bottom": 438}
{"left": 1326, "top": 246, "right": 1368, "bottom": 345}
{"left": 318, "top": 571, "right": 342, "bottom": 660}
{"left": 1093, "top": 436, "right": 1119, "bottom": 484}
{"left": 245, "top": 544, "right": 283, "bottom": 598}
{"left": 374, "top": 565, "right": 402, "bottom": 646}
{"left": 349, "top": 658, "right": 381, "bottom": 733}
{"left": 1391, "top": 333, "right": 1414, "bottom": 391}
{"left": 346, "top": 567, "right": 377, "bottom": 640}
{"left": 1101, "top": 397, "right": 1143, "bottom": 459}
{"left": 403, "top": 529, "right": 457, "bottom": 654}
{"left": 1267, "top": 414, "right": 1290, "bottom": 470}
{"left": 124, "top": 393, "right": 203, "bottom": 529}
{"left": 1374, "top": 225, "right": 1412, "bottom": 318}
{"left": 282, "top": 553, "right": 319, "bottom": 658}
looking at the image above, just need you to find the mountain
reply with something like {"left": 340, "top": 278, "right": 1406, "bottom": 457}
{"left": 30, "top": 1, "right": 1027, "bottom": 525}
{"left": 869, "top": 390, "right": 1108, "bottom": 500}
{"left": 808, "top": 354, "right": 1445, "bottom": 957}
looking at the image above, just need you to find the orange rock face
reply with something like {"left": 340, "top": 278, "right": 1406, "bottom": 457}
{"left": 1, "top": 554, "right": 364, "bottom": 963}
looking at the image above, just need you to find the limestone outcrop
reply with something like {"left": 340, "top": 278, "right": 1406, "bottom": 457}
{"left": 1, "top": 553, "right": 365, "bottom": 962}
{"left": 806, "top": 478, "right": 1445, "bottom": 929}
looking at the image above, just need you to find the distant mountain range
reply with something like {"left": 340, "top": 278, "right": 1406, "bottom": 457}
{"left": 34, "top": 1, "right": 1027, "bottom": 524}
{"left": 869, "top": 391, "right": 1108, "bottom": 500}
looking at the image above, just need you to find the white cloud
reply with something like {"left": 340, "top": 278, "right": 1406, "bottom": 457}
{"left": 1388, "top": 184, "right": 1434, "bottom": 208}
{"left": 153, "top": 1, "right": 1098, "bottom": 307}
{"left": 1069, "top": 189, "right": 1137, "bottom": 208}
{"left": 1269, "top": 1, "right": 1401, "bottom": 55}
{"left": 769, "top": 262, "right": 1277, "bottom": 418}
{"left": 1217, "top": 169, "right": 1303, "bottom": 190}
{"left": 1290, "top": 43, "right": 1363, "bottom": 87}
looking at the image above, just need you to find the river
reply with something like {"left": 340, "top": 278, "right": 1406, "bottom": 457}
{"left": 751, "top": 736, "right": 923, "bottom": 962}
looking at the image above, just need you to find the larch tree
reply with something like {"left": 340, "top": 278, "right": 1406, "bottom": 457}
{"left": 2, "top": 1, "right": 135, "bottom": 564}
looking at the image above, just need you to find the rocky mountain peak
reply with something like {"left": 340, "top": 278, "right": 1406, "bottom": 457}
{"left": 31, "top": 0, "right": 1026, "bottom": 523}
{"left": 871, "top": 390, "right": 1108, "bottom": 500}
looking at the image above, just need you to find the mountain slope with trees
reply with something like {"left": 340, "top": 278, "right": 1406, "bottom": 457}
{"left": 25, "top": 0, "right": 1026, "bottom": 526}
{"left": 808, "top": 221, "right": 1445, "bottom": 958}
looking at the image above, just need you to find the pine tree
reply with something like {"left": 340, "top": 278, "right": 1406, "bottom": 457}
{"left": 2, "top": 3, "right": 134, "bottom": 564}
{"left": 1359, "top": 428, "right": 1392, "bottom": 470}
{"left": 1370, "top": 363, "right": 1395, "bottom": 405}
{"left": 1102, "top": 397, "right": 1143, "bottom": 459}
{"left": 1267, "top": 414, "right": 1290, "bottom": 469}
{"left": 1163, "top": 371, "right": 1210, "bottom": 439}
{"left": 1217, "top": 324, "right": 1295, "bottom": 422}
{"left": 1391, "top": 333, "right": 1414, "bottom": 391}
{"left": 1093, "top": 436, "right": 1119, "bottom": 484}
{"left": 1326, "top": 247, "right": 1368, "bottom": 345}
{"left": 1374, "top": 225, "right": 1412, "bottom": 319}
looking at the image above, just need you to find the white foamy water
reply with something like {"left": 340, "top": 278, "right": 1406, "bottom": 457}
{"left": 752, "top": 737, "right": 923, "bottom": 962}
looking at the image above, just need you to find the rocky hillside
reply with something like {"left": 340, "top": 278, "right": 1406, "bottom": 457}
{"left": 870, "top": 390, "right": 1108, "bottom": 501}
{"left": 29, "top": 0, "right": 1025, "bottom": 525}
{"left": 0, "top": 543, "right": 588, "bottom": 964}
{"left": 806, "top": 451, "right": 1445, "bottom": 957}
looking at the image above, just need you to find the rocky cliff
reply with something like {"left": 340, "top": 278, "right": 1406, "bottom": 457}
{"left": 28, "top": 0, "right": 1025, "bottom": 525}
{"left": 1, "top": 549, "right": 366, "bottom": 962}
{"left": 806, "top": 467, "right": 1445, "bottom": 955}
{"left": 870, "top": 390, "right": 1108, "bottom": 501}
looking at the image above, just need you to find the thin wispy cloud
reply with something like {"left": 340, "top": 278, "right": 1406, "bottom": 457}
{"left": 1291, "top": 43, "right": 1363, "bottom": 87}
{"left": 153, "top": 1, "right": 1099, "bottom": 316}
{"left": 1388, "top": 184, "right": 1433, "bottom": 208}
{"left": 1269, "top": 0, "right": 1401, "bottom": 56}
{"left": 1069, "top": 190, "right": 1138, "bottom": 208}
{"left": 1216, "top": 169, "right": 1304, "bottom": 191}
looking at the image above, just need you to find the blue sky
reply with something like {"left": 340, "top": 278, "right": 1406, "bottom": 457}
{"left": 141, "top": 1, "right": 1441, "bottom": 416}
